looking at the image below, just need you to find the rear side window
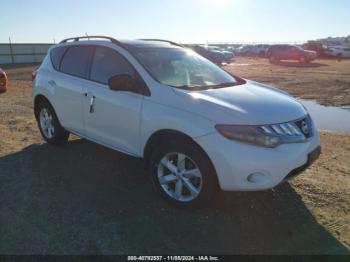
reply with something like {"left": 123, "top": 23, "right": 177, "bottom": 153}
{"left": 60, "top": 46, "right": 94, "bottom": 78}
{"left": 90, "top": 47, "right": 135, "bottom": 84}
{"left": 50, "top": 46, "right": 67, "bottom": 70}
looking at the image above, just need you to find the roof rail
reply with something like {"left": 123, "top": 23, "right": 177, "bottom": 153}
{"left": 138, "top": 39, "right": 183, "bottom": 47}
{"left": 59, "top": 36, "right": 123, "bottom": 46}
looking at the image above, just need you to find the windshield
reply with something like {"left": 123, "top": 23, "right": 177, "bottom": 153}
{"left": 132, "top": 48, "right": 238, "bottom": 90}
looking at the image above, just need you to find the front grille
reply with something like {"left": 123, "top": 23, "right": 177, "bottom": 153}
{"left": 259, "top": 115, "right": 313, "bottom": 140}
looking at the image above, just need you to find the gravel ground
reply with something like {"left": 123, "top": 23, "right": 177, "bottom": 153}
{"left": 0, "top": 62, "right": 349, "bottom": 255}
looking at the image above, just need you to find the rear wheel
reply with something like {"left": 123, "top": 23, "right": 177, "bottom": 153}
{"left": 149, "top": 141, "right": 219, "bottom": 208}
{"left": 35, "top": 100, "right": 69, "bottom": 145}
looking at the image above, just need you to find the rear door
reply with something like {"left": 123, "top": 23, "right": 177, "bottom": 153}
{"left": 82, "top": 46, "right": 145, "bottom": 156}
{"left": 51, "top": 45, "right": 94, "bottom": 135}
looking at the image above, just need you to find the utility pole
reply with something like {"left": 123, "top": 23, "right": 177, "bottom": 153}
{"left": 9, "top": 37, "right": 14, "bottom": 64}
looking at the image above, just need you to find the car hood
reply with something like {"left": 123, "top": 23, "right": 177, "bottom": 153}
{"left": 172, "top": 80, "right": 307, "bottom": 125}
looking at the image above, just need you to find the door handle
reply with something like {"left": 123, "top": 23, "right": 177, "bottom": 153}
{"left": 89, "top": 95, "right": 96, "bottom": 113}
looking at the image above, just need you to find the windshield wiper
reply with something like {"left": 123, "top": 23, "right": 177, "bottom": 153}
{"left": 177, "top": 82, "right": 237, "bottom": 90}
{"left": 208, "top": 82, "right": 237, "bottom": 88}
{"left": 177, "top": 85, "right": 201, "bottom": 90}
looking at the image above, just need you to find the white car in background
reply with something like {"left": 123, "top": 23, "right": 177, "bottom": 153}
{"left": 325, "top": 46, "right": 350, "bottom": 58}
{"left": 32, "top": 36, "right": 321, "bottom": 207}
{"left": 207, "top": 46, "right": 235, "bottom": 62}
{"left": 238, "top": 45, "right": 269, "bottom": 57}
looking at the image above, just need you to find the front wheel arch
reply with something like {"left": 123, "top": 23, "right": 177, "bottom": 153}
{"left": 147, "top": 131, "right": 220, "bottom": 207}
{"left": 143, "top": 129, "right": 216, "bottom": 174}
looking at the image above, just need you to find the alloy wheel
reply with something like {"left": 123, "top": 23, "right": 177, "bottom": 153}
{"left": 39, "top": 108, "right": 55, "bottom": 139}
{"left": 157, "top": 152, "right": 202, "bottom": 202}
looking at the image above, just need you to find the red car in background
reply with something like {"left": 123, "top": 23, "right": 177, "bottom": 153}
{"left": 0, "top": 67, "right": 8, "bottom": 93}
{"left": 266, "top": 44, "right": 317, "bottom": 64}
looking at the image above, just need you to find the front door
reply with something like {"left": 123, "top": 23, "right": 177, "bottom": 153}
{"left": 82, "top": 46, "right": 144, "bottom": 156}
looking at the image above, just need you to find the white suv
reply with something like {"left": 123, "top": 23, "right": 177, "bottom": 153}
{"left": 325, "top": 46, "right": 350, "bottom": 59}
{"left": 33, "top": 36, "right": 321, "bottom": 207}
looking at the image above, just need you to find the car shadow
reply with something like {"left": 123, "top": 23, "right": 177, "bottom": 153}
{"left": 273, "top": 60, "right": 328, "bottom": 68}
{"left": 0, "top": 139, "right": 349, "bottom": 255}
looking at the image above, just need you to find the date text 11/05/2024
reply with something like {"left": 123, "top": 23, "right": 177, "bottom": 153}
{"left": 127, "top": 255, "right": 220, "bottom": 261}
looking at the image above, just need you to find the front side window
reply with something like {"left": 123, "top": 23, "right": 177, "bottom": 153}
{"left": 90, "top": 47, "right": 135, "bottom": 84}
{"left": 132, "top": 48, "right": 239, "bottom": 90}
{"left": 60, "top": 46, "right": 93, "bottom": 78}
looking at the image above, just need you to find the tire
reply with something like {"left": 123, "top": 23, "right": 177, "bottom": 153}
{"left": 35, "top": 99, "right": 69, "bottom": 145}
{"left": 149, "top": 140, "right": 219, "bottom": 208}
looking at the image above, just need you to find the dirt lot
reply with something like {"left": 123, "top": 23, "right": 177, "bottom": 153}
{"left": 224, "top": 57, "right": 350, "bottom": 106}
{"left": 0, "top": 61, "right": 349, "bottom": 255}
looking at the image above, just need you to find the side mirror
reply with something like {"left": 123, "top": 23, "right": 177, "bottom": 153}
{"left": 108, "top": 74, "right": 137, "bottom": 92}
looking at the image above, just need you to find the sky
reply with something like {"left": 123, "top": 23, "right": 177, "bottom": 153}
{"left": 1, "top": 0, "right": 349, "bottom": 44}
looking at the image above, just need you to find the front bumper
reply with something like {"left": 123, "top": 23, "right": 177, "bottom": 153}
{"left": 194, "top": 129, "right": 321, "bottom": 191}
{"left": 283, "top": 145, "right": 321, "bottom": 182}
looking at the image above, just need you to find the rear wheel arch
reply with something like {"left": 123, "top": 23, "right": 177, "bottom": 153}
{"left": 34, "top": 95, "right": 69, "bottom": 145}
{"left": 34, "top": 95, "right": 52, "bottom": 118}
{"left": 34, "top": 95, "right": 63, "bottom": 126}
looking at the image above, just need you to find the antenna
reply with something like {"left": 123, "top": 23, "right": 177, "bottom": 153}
{"left": 85, "top": 32, "right": 90, "bottom": 40}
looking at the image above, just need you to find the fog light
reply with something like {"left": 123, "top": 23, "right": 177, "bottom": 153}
{"left": 247, "top": 173, "right": 266, "bottom": 183}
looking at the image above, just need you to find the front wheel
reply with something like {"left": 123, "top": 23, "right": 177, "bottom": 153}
{"left": 149, "top": 141, "right": 219, "bottom": 208}
{"left": 35, "top": 100, "right": 70, "bottom": 145}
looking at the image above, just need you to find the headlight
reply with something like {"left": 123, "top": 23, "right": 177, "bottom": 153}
{"left": 215, "top": 125, "right": 282, "bottom": 148}
{"left": 215, "top": 117, "right": 311, "bottom": 148}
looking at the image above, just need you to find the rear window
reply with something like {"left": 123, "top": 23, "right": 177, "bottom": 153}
{"left": 50, "top": 46, "right": 67, "bottom": 70}
{"left": 60, "top": 46, "right": 94, "bottom": 78}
